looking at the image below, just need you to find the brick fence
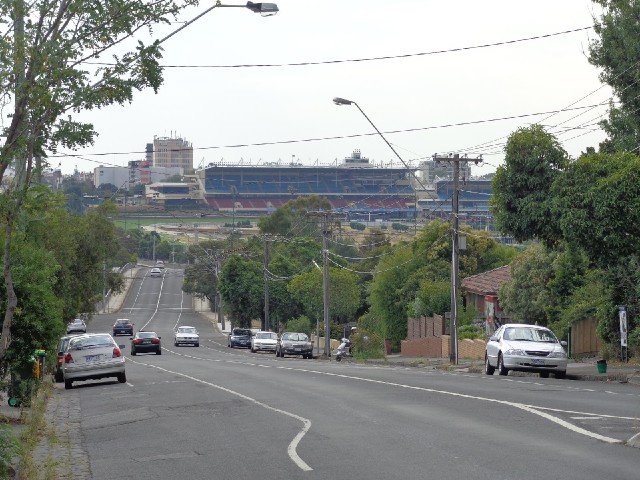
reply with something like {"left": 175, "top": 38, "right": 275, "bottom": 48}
{"left": 402, "top": 315, "right": 486, "bottom": 360}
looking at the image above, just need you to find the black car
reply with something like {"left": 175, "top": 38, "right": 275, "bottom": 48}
{"left": 228, "top": 328, "right": 252, "bottom": 348}
{"left": 112, "top": 318, "right": 134, "bottom": 336}
{"left": 131, "top": 331, "right": 162, "bottom": 355}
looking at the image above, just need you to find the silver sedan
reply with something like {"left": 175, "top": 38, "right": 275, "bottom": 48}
{"left": 485, "top": 324, "right": 568, "bottom": 379}
{"left": 62, "top": 333, "right": 127, "bottom": 389}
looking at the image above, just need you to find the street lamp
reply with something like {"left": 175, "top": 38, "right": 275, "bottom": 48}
{"left": 160, "top": 1, "right": 278, "bottom": 45}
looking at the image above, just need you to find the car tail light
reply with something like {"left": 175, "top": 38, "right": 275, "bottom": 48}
{"left": 57, "top": 354, "right": 63, "bottom": 365}
{"left": 113, "top": 347, "right": 122, "bottom": 358}
{"left": 133, "top": 339, "right": 142, "bottom": 344}
{"left": 64, "top": 353, "right": 74, "bottom": 363}
{"left": 151, "top": 338, "right": 160, "bottom": 344}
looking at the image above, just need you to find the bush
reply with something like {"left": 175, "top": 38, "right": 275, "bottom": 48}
{"left": 349, "top": 222, "right": 366, "bottom": 231}
{"left": 350, "top": 330, "right": 385, "bottom": 359}
{"left": 285, "top": 315, "right": 313, "bottom": 335}
{"left": 458, "top": 324, "right": 484, "bottom": 340}
{"left": 391, "top": 222, "right": 409, "bottom": 231}
{"left": 0, "top": 424, "right": 20, "bottom": 478}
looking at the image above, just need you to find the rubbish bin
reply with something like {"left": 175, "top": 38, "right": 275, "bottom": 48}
{"left": 596, "top": 359, "right": 607, "bottom": 374}
{"left": 7, "top": 360, "right": 35, "bottom": 408}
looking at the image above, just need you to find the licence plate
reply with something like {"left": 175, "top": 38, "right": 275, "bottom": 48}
{"left": 85, "top": 355, "right": 102, "bottom": 362}
{"left": 294, "top": 348, "right": 301, "bottom": 351}
{"left": 530, "top": 359, "right": 544, "bottom": 365}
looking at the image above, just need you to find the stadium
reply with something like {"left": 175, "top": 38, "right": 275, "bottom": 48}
{"left": 198, "top": 150, "right": 417, "bottom": 221}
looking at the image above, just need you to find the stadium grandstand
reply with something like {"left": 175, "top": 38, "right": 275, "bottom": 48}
{"left": 198, "top": 150, "right": 418, "bottom": 221}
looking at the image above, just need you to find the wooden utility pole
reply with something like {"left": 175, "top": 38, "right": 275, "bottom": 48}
{"left": 263, "top": 236, "right": 270, "bottom": 332}
{"left": 433, "top": 153, "right": 481, "bottom": 365}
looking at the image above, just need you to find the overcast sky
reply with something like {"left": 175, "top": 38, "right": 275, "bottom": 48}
{"left": 57, "top": 0, "right": 610, "bottom": 176}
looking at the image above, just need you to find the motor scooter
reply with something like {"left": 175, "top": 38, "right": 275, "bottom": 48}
{"left": 334, "top": 338, "right": 352, "bottom": 362}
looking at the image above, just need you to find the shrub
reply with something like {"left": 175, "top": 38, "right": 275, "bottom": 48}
{"left": 349, "top": 222, "right": 366, "bottom": 231}
{"left": 285, "top": 315, "right": 313, "bottom": 335}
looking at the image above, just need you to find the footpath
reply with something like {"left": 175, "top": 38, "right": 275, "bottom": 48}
{"left": 3, "top": 271, "right": 639, "bottom": 478}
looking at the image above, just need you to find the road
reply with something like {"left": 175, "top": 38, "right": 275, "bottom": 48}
{"left": 70, "top": 267, "right": 640, "bottom": 480}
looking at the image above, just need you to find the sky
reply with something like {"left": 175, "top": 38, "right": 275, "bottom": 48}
{"left": 56, "top": 0, "right": 611, "bottom": 176}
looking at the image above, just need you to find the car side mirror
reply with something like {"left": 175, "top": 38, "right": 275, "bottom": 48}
{"left": 489, "top": 335, "right": 498, "bottom": 342}
{"left": 158, "top": 336, "right": 162, "bottom": 339}
{"left": 560, "top": 340, "right": 567, "bottom": 347}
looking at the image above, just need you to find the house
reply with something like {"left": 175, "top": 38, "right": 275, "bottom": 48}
{"left": 461, "top": 265, "right": 511, "bottom": 334}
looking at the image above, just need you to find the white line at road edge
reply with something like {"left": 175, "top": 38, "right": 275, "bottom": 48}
{"left": 302, "top": 368, "right": 623, "bottom": 445}
{"left": 128, "top": 359, "right": 313, "bottom": 471}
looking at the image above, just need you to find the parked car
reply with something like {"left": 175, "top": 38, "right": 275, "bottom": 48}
{"left": 174, "top": 326, "right": 199, "bottom": 347}
{"left": 131, "top": 331, "right": 162, "bottom": 355}
{"left": 228, "top": 328, "right": 252, "bottom": 348}
{"left": 149, "top": 267, "right": 162, "bottom": 278}
{"left": 276, "top": 332, "right": 313, "bottom": 359}
{"left": 66, "top": 318, "right": 86, "bottom": 334}
{"left": 55, "top": 334, "right": 82, "bottom": 382}
{"left": 251, "top": 331, "right": 278, "bottom": 353}
{"left": 112, "top": 318, "right": 134, "bottom": 336}
{"left": 485, "top": 324, "right": 568, "bottom": 379}
{"left": 61, "top": 333, "right": 126, "bottom": 389}
{"left": 155, "top": 261, "right": 165, "bottom": 270}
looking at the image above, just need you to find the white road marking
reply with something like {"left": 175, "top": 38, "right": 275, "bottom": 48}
{"left": 571, "top": 416, "right": 604, "bottom": 420}
{"left": 128, "top": 358, "right": 313, "bottom": 471}
{"left": 165, "top": 348, "right": 633, "bottom": 444}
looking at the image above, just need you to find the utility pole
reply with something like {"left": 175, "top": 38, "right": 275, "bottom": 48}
{"left": 322, "top": 218, "right": 331, "bottom": 356}
{"left": 433, "top": 153, "right": 481, "bottom": 365}
{"left": 263, "top": 236, "right": 270, "bottom": 332}
{"left": 216, "top": 256, "right": 225, "bottom": 332}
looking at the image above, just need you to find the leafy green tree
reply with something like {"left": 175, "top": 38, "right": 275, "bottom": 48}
{"left": 0, "top": 0, "right": 199, "bottom": 362}
{"left": 589, "top": 1, "right": 640, "bottom": 151}
{"left": 553, "top": 152, "right": 640, "bottom": 267}
{"left": 219, "top": 256, "right": 263, "bottom": 328}
{"left": 258, "top": 195, "right": 332, "bottom": 237}
{"left": 285, "top": 315, "right": 313, "bottom": 336}
{"left": 491, "top": 125, "right": 568, "bottom": 245}
{"left": 499, "top": 244, "right": 555, "bottom": 326}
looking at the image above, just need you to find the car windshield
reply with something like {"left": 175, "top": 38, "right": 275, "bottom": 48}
{"left": 504, "top": 327, "right": 557, "bottom": 343}
{"left": 137, "top": 332, "right": 157, "bottom": 339}
{"left": 256, "top": 332, "right": 277, "bottom": 340}
{"left": 233, "top": 329, "right": 251, "bottom": 336}
{"left": 116, "top": 320, "right": 130, "bottom": 325}
{"left": 178, "top": 327, "right": 196, "bottom": 334}
{"left": 70, "top": 319, "right": 83, "bottom": 325}
{"left": 282, "top": 333, "right": 308, "bottom": 341}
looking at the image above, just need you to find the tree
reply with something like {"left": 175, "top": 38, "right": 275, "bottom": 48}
{"left": 258, "top": 195, "right": 332, "bottom": 237}
{"left": 491, "top": 125, "right": 568, "bottom": 245}
{"left": 589, "top": 1, "right": 640, "bottom": 152}
{"left": 499, "top": 244, "right": 556, "bottom": 326}
{"left": 0, "top": 0, "right": 199, "bottom": 361}
{"left": 219, "top": 256, "right": 263, "bottom": 328}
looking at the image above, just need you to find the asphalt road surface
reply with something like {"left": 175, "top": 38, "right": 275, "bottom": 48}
{"left": 72, "top": 267, "right": 640, "bottom": 480}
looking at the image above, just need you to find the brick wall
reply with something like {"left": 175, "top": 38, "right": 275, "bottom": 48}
{"left": 400, "top": 337, "right": 443, "bottom": 357}
{"left": 458, "top": 339, "right": 486, "bottom": 360}
{"left": 407, "top": 315, "right": 446, "bottom": 340}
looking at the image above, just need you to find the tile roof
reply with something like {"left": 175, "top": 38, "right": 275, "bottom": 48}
{"left": 461, "top": 265, "right": 511, "bottom": 295}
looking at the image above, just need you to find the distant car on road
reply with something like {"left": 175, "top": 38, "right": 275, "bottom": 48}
{"left": 131, "top": 331, "right": 162, "bottom": 355}
{"left": 251, "top": 331, "right": 278, "bottom": 353}
{"left": 174, "top": 326, "right": 199, "bottom": 347}
{"left": 155, "top": 260, "right": 165, "bottom": 269}
{"left": 276, "top": 332, "right": 313, "bottom": 359}
{"left": 62, "top": 333, "right": 126, "bottom": 389}
{"left": 228, "top": 328, "right": 252, "bottom": 348}
{"left": 66, "top": 318, "right": 86, "bottom": 334}
{"left": 112, "top": 318, "right": 134, "bottom": 336}
{"left": 485, "top": 323, "right": 568, "bottom": 379}
{"left": 149, "top": 267, "right": 162, "bottom": 277}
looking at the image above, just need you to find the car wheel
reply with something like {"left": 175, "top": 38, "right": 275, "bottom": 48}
{"left": 64, "top": 379, "right": 73, "bottom": 390}
{"left": 484, "top": 354, "right": 495, "bottom": 375}
{"left": 131, "top": 348, "right": 136, "bottom": 356}
{"left": 156, "top": 348, "right": 162, "bottom": 355}
{"left": 55, "top": 371, "right": 63, "bottom": 383}
{"left": 174, "top": 341, "right": 178, "bottom": 347}
{"left": 555, "top": 371, "right": 566, "bottom": 379}
{"left": 498, "top": 354, "right": 508, "bottom": 376}
{"left": 251, "top": 347, "right": 255, "bottom": 353}
{"left": 117, "top": 372, "right": 127, "bottom": 383}
{"left": 539, "top": 371, "right": 549, "bottom": 378}
{"left": 195, "top": 343, "right": 199, "bottom": 347}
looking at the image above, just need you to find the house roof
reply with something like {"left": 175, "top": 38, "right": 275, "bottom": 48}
{"left": 461, "top": 265, "right": 511, "bottom": 295}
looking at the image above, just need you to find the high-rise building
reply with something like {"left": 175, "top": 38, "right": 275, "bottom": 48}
{"left": 152, "top": 136, "right": 193, "bottom": 174}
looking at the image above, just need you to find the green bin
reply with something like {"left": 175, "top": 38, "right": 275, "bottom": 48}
{"left": 596, "top": 359, "right": 607, "bottom": 374}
